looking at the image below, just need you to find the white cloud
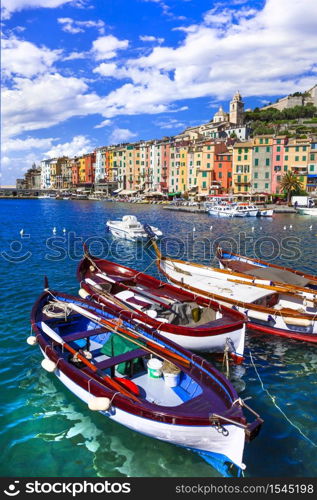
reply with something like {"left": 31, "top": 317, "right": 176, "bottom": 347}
{"left": 2, "top": 137, "right": 55, "bottom": 153}
{"left": 1, "top": 36, "right": 61, "bottom": 78}
{"left": 63, "top": 51, "right": 88, "bottom": 61}
{"left": 154, "top": 118, "right": 186, "bottom": 130}
{"left": 92, "top": 35, "right": 129, "bottom": 61}
{"left": 43, "top": 135, "right": 93, "bottom": 158}
{"left": 2, "top": 73, "right": 102, "bottom": 138}
{"left": 58, "top": 17, "right": 105, "bottom": 34}
{"left": 94, "top": 119, "right": 112, "bottom": 129}
{"left": 139, "top": 35, "right": 164, "bottom": 44}
{"left": 109, "top": 128, "right": 137, "bottom": 144}
{"left": 92, "top": 0, "right": 317, "bottom": 118}
{"left": 1, "top": 0, "right": 74, "bottom": 19}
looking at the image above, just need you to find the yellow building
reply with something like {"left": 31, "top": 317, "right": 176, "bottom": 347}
{"left": 232, "top": 141, "right": 253, "bottom": 193}
{"left": 284, "top": 138, "right": 310, "bottom": 189}
{"left": 78, "top": 156, "right": 86, "bottom": 183}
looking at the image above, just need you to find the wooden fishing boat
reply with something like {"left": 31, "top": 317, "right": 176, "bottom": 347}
{"left": 147, "top": 238, "right": 317, "bottom": 344}
{"left": 77, "top": 250, "right": 246, "bottom": 363}
{"left": 216, "top": 246, "right": 317, "bottom": 292}
{"left": 29, "top": 287, "right": 263, "bottom": 477}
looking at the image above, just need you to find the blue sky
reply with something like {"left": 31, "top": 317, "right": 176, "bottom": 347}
{"left": 1, "top": 0, "right": 317, "bottom": 184}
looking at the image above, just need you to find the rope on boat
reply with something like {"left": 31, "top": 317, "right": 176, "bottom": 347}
{"left": 249, "top": 349, "right": 317, "bottom": 448}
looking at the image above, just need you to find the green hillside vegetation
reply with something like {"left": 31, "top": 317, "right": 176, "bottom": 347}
{"left": 245, "top": 104, "right": 317, "bottom": 137}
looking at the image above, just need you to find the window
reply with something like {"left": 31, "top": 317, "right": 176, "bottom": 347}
{"left": 254, "top": 146, "right": 259, "bottom": 152}
{"left": 196, "top": 161, "right": 201, "bottom": 166}
{"left": 254, "top": 172, "right": 258, "bottom": 179}
{"left": 219, "top": 172, "right": 222, "bottom": 179}
{"left": 310, "top": 154, "right": 315, "bottom": 161}
{"left": 265, "top": 138, "right": 269, "bottom": 144}
{"left": 265, "top": 172, "right": 270, "bottom": 179}
{"left": 284, "top": 165, "right": 288, "bottom": 171}
{"left": 265, "top": 158, "right": 270, "bottom": 166}
{"left": 295, "top": 156, "right": 299, "bottom": 161}
{"left": 244, "top": 165, "right": 249, "bottom": 173}
{"left": 202, "top": 171, "right": 207, "bottom": 178}
{"left": 302, "top": 156, "right": 306, "bottom": 161}
{"left": 254, "top": 183, "right": 258, "bottom": 188}
{"left": 228, "top": 172, "right": 232, "bottom": 178}
{"left": 238, "top": 156, "right": 242, "bottom": 161}
{"left": 237, "top": 175, "right": 241, "bottom": 182}
{"left": 259, "top": 139, "right": 263, "bottom": 144}
{"left": 254, "top": 159, "right": 259, "bottom": 166}
{"left": 207, "top": 154, "right": 211, "bottom": 159}
{"left": 310, "top": 165, "right": 315, "bottom": 172}
{"left": 207, "top": 163, "right": 210, "bottom": 168}
{"left": 244, "top": 155, "right": 248, "bottom": 160}
{"left": 285, "top": 147, "right": 289, "bottom": 152}
{"left": 244, "top": 175, "right": 248, "bottom": 182}
{"left": 295, "top": 146, "right": 299, "bottom": 152}
{"left": 265, "top": 183, "right": 269, "bottom": 189}
{"left": 238, "top": 148, "right": 242, "bottom": 154}
{"left": 276, "top": 155, "right": 280, "bottom": 161}
{"left": 285, "top": 155, "right": 288, "bottom": 161}
{"left": 244, "top": 148, "right": 248, "bottom": 153}
{"left": 202, "top": 181, "right": 207, "bottom": 188}
{"left": 219, "top": 163, "right": 222, "bottom": 168}
{"left": 303, "top": 146, "right": 307, "bottom": 151}
{"left": 277, "top": 139, "right": 281, "bottom": 144}
{"left": 277, "top": 146, "right": 281, "bottom": 152}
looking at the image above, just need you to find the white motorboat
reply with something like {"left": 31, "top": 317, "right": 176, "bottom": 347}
{"left": 231, "top": 204, "right": 259, "bottom": 217}
{"left": 257, "top": 209, "right": 274, "bottom": 217}
{"left": 106, "top": 215, "right": 162, "bottom": 241}
{"left": 297, "top": 207, "right": 317, "bottom": 216}
{"left": 208, "top": 204, "right": 234, "bottom": 217}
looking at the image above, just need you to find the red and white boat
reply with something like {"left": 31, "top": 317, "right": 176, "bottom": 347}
{"left": 77, "top": 250, "right": 246, "bottom": 363}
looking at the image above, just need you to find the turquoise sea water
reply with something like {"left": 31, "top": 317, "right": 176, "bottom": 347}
{"left": 0, "top": 199, "right": 316, "bottom": 477}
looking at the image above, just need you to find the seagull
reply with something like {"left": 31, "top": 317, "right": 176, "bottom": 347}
{"left": 251, "top": 226, "right": 255, "bottom": 232}
{"left": 309, "top": 225, "right": 313, "bottom": 230}
{"left": 52, "top": 227, "right": 57, "bottom": 234}
{"left": 283, "top": 225, "right": 287, "bottom": 230}
{"left": 260, "top": 226, "right": 262, "bottom": 230}
{"left": 289, "top": 225, "right": 293, "bottom": 229}
{"left": 193, "top": 226, "right": 196, "bottom": 232}
{"left": 63, "top": 228, "right": 66, "bottom": 234}
{"left": 20, "top": 229, "right": 24, "bottom": 237}
{"left": 210, "top": 225, "right": 213, "bottom": 231}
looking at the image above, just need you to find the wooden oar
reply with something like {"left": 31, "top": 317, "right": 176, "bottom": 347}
{"left": 64, "top": 301, "right": 190, "bottom": 368}
{"left": 41, "top": 322, "right": 140, "bottom": 403}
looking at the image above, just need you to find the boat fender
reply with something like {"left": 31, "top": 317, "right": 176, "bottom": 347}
{"left": 89, "top": 265, "right": 95, "bottom": 272}
{"left": 248, "top": 310, "right": 269, "bottom": 322}
{"left": 284, "top": 317, "right": 312, "bottom": 327}
{"left": 41, "top": 358, "right": 57, "bottom": 372}
{"left": 79, "top": 288, "right": 90, "bottom": 299}
{"left": 88, "top": 397, "right": 111, "bottom": 411}
{"left": 26, "top": 335, "right": 38, "bottom": 345}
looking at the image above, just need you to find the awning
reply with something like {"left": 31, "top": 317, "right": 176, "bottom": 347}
{"left": 113, "top": 188, "right": 123, "bottom": 194}
{"left": 146, "top": 191, "right": 166, "bottom": 196}
{"left": 120, "top": 189, "right": 138, "bottom": 195}
{"left": 168, "top": 191, "right": 181, "bottom": 196}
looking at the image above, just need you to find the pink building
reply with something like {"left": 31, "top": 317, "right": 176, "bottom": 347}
{"left": 272, "top": 136, "right": 289, "bottom": 194}
{"left": 159, "top": 140, "right": 170, "bottom": 192}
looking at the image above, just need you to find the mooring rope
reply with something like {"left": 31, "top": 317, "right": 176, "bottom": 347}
{"left": 248, "top": 349, "right": 317, "bottom": 448}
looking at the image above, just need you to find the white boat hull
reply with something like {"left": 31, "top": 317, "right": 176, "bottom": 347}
{"left": 41, "top": 350, "right": 246, "bottom": 474}
{"left": 297, "top": 208, "right": 317, "bottom": 216}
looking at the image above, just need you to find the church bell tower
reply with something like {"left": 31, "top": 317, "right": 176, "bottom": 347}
{"left": 230, "top": 91, "right": 244, "bottom": 125}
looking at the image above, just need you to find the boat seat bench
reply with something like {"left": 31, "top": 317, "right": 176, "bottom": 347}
{"left": 62, "top": 327, "right": 108, "bottom": 343}
{"left": 95, "top": 348, "right": 148, "bottom": 371}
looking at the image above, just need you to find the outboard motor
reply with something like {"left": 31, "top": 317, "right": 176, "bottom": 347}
{"left": 144, "top": 224, "right": 156, "bottom": 239}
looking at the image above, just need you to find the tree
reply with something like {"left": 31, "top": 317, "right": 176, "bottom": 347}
{"left": 279, "top": 172, "right": 303, "bottom": 202}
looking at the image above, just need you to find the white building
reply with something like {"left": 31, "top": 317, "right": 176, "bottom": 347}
{"left": 40, "top": 159, "right": 51, "bottom": 189}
